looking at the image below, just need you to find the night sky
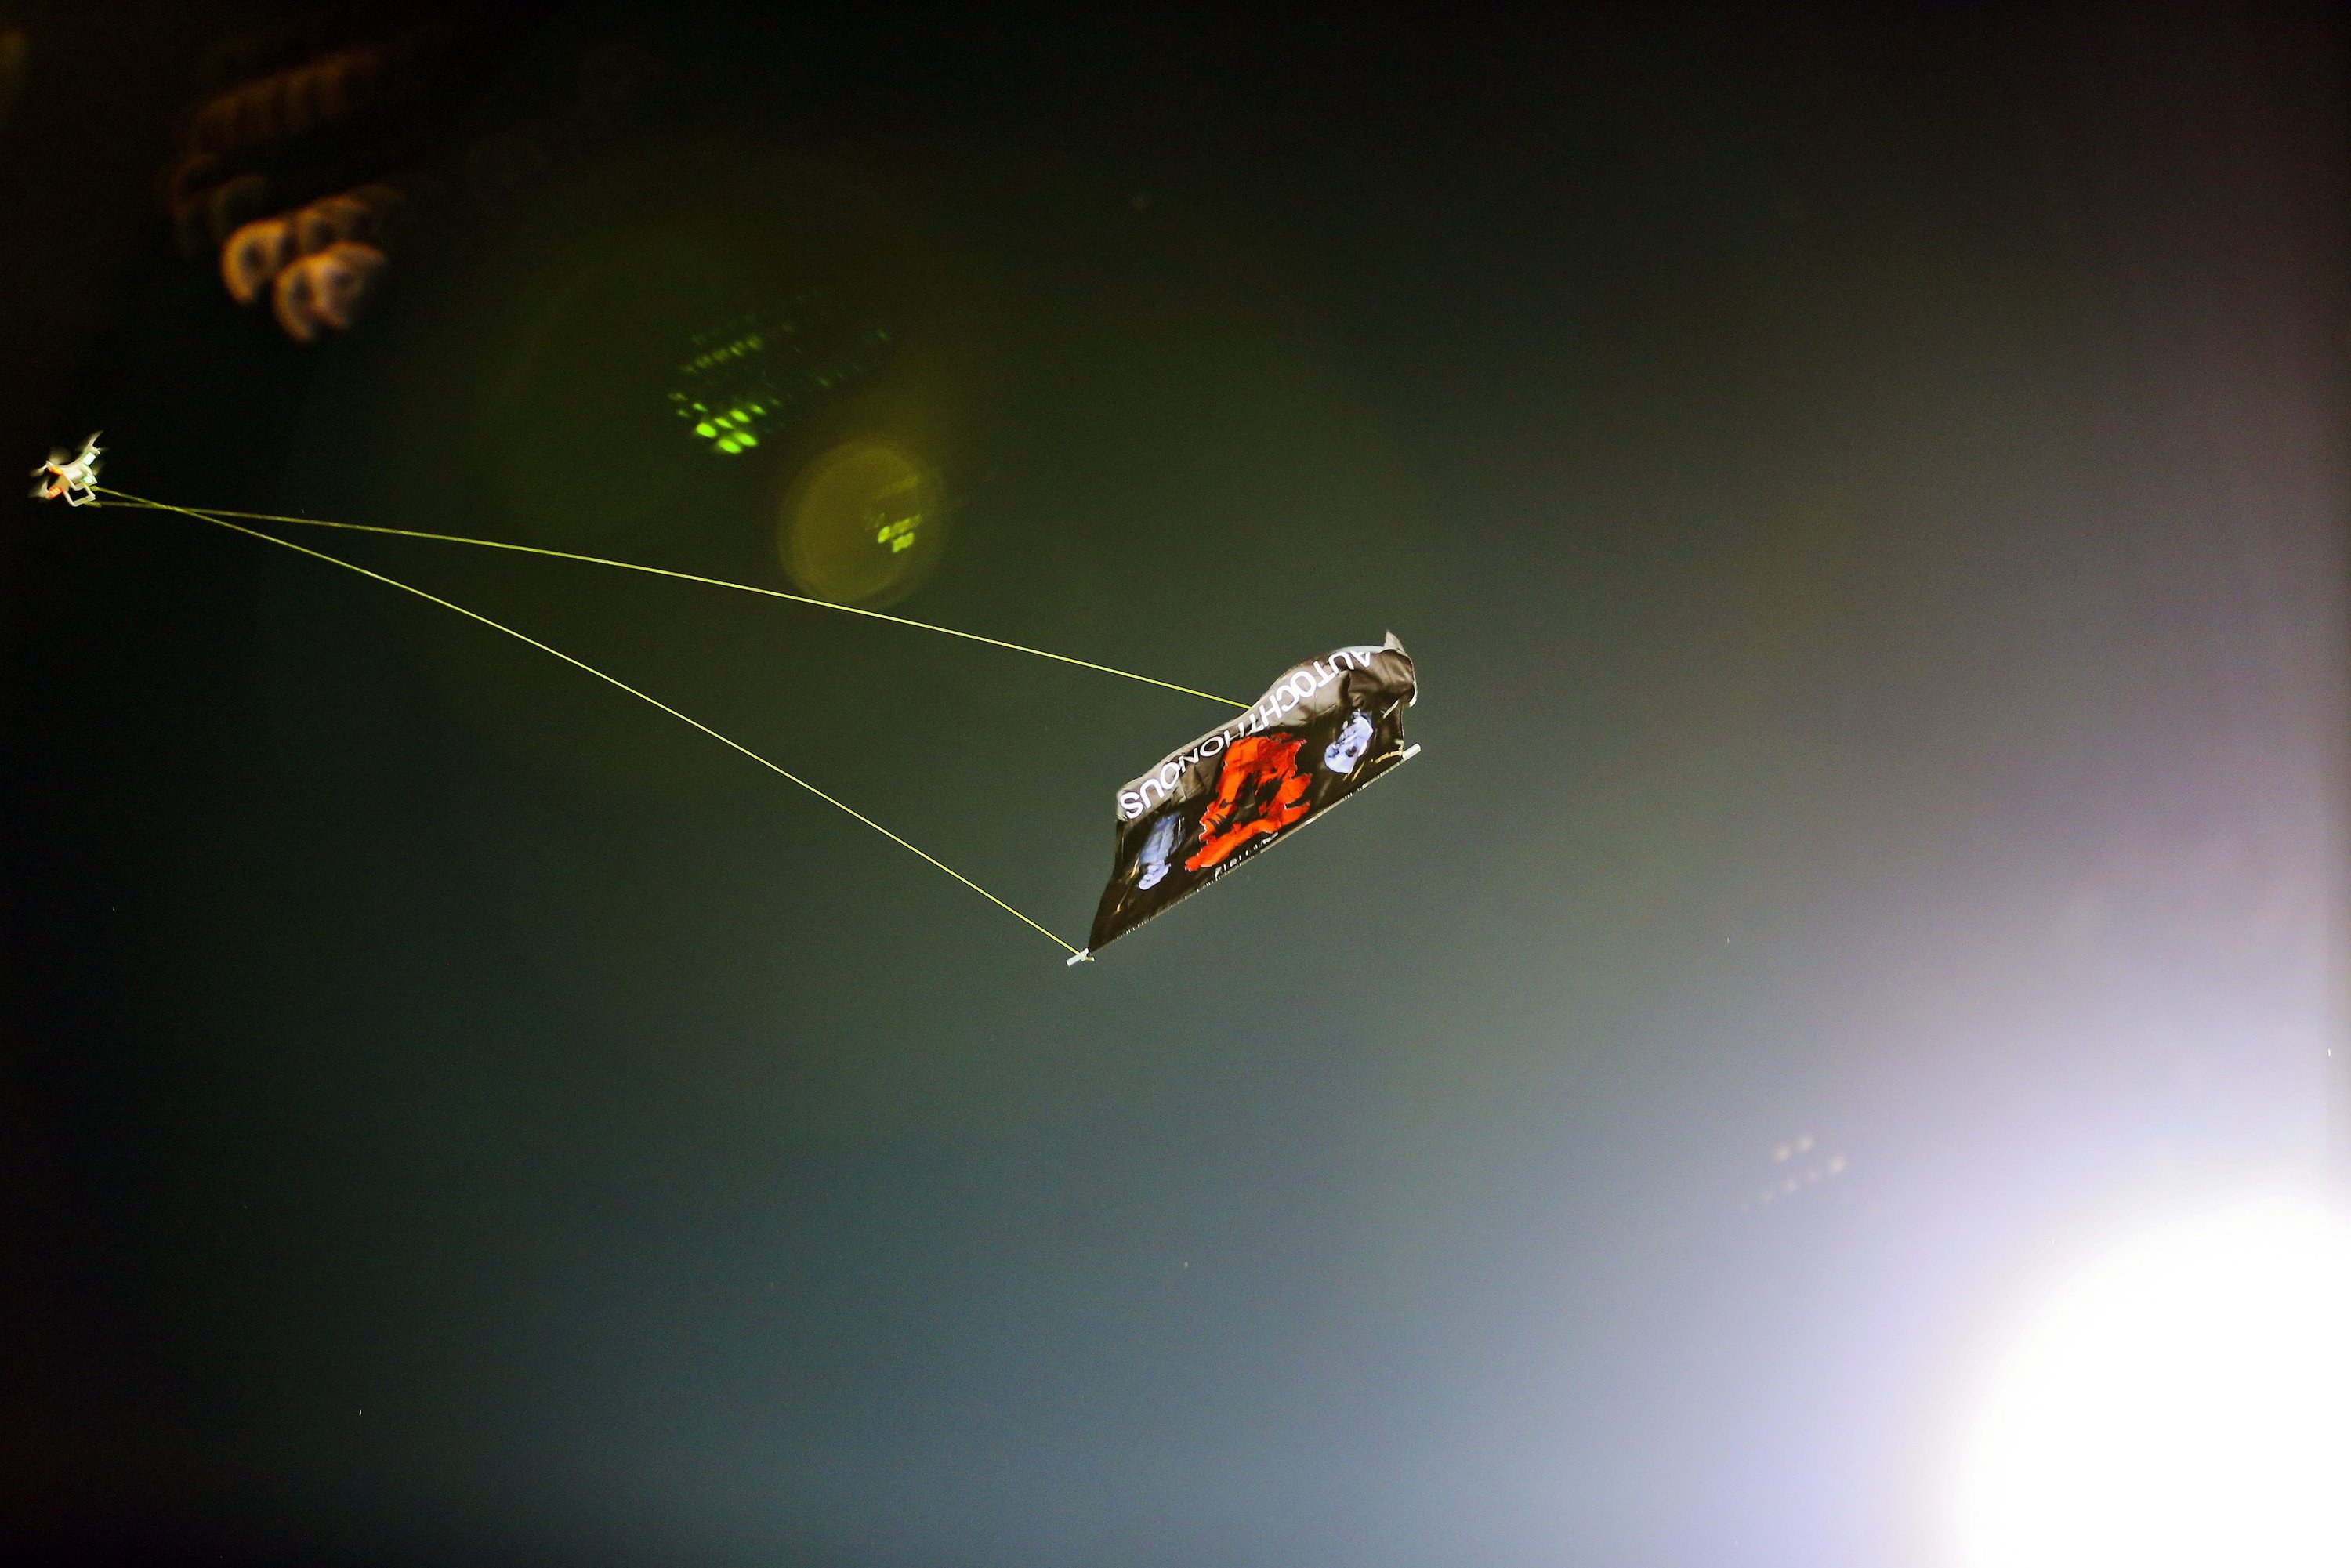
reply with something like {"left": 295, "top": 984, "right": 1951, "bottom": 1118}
{"left": 2, "top": 6, "right": 2345, "bottom": 1565}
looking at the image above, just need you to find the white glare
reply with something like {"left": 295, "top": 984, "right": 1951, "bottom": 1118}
{"left": 1951, "top": 1194, "right": 2351, "bottom": 1568}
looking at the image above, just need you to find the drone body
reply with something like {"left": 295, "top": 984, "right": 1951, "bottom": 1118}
{"left": 31, "top": 432, "right": 101, "bottom": 505}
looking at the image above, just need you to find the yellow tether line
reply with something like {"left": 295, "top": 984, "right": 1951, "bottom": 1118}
{"left": 125, "top": 494, "right": 1084, "bottom": 958}
{"left": 95, "top": 487, "right": 1247, "bottom": 710}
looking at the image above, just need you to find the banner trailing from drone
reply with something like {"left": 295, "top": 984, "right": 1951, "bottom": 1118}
{"left": 1082, "top": 634, "right": 1419, "bottom": 957}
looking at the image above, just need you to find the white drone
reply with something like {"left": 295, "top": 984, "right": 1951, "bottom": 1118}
{"left": 31, "top": 432, "right": 102, "bottom": 506}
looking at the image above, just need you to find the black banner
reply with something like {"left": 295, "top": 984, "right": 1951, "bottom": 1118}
{"left": 1081, "top": 635, "right": 1418, "bottom": 958}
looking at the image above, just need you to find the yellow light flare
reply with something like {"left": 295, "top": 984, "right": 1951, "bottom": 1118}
{"left": 778, "top": 438, "right": 940, "bottom": 607}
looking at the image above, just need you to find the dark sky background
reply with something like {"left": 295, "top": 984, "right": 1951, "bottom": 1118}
{"left": 2, "top": 5, "right": 2345, "bottom": 1566}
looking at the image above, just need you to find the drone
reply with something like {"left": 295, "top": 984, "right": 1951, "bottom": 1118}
{"left": 31, "top": 432, "right": 102, "bottom": 506}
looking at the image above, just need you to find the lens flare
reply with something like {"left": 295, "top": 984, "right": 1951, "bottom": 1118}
{"left": 1951, "top": 1194, "right": 2351, "bottom": 1568}
{"left": 777, "top": 437, "right": 940, "bottom": 606}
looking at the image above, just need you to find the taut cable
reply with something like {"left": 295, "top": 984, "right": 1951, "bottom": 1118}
{"left": 118, "top": 494, "right": 1084, "bottom": 958}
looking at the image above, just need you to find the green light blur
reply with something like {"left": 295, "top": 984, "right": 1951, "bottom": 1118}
{"left": 668, "top": 292, "right": 897, "bottom": 457}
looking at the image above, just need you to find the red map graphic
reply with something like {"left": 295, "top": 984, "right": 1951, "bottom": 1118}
{"left": 1185, "top": 734, "right": 1313, "bottom": 871}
